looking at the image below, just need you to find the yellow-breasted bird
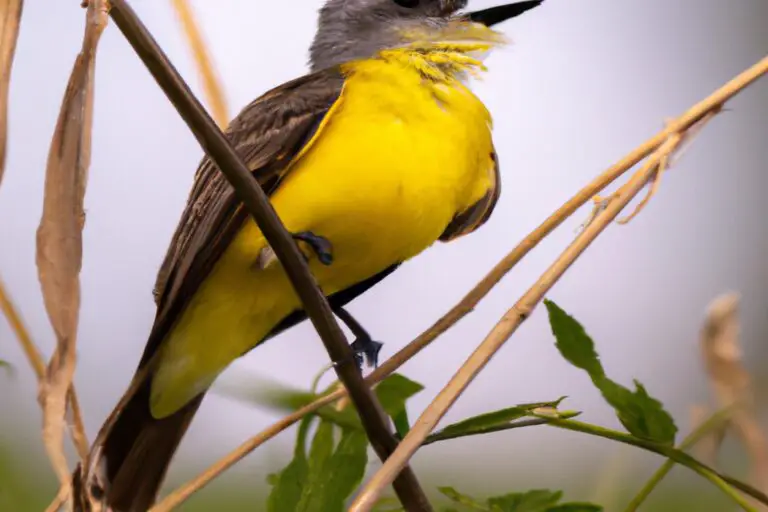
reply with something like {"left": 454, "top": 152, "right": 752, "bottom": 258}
{"left": 78, "top": 1, "right": 543, "bottom": 510}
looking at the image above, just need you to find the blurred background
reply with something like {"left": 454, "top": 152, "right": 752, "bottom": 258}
{"left": 1, "top": 0, "right": 767, "bottom": 510}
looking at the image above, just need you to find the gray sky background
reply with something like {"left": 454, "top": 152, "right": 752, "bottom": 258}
{"left": 1, "top": 0, "right": 767, "bottom": 497}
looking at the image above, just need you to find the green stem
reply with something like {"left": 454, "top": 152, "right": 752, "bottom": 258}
{"left": 624, "top": 408, "right": 732, "bottom": 512}
{"left": 423, "top": 413, "right": 580, "bottom": 446}
{"left": 549, "top": 419, "right": 761, "bottom": 512}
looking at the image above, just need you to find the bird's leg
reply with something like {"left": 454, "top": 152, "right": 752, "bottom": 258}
{"left": 292, "top": 231, "right": 334, "bottom": 266}
{"left": 334, "top": 307, "right": 383, "bottom": 370}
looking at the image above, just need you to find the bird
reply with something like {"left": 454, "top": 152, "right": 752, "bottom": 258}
{"left": 76, "top": 1, "right": 543, "bottom": 510}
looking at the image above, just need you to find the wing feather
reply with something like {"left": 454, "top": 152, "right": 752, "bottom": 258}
{"left": 439, "top": 148, "right": 501, "bottom": 242}
{"left": 141, "top": 69, "right": 345, "bottom": 368}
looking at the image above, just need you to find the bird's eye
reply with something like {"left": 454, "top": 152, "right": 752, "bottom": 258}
{"left": 393, "top": 0, "right": 420, "bottom": 8}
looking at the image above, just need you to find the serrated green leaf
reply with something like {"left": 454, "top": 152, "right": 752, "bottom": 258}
{"left": 438, "top": 486, "right": 489, "bottom": 510}
{"left": 544, "top": 300, "right": 604, "bottom": 378}
{"left": 488, "top": 489, "right": 562, "bottom": 512}
{"left": 598, "top": 377, "right": 677, "bottom": 445}
{"left": 267, "top": 417, "right": 313, "bottom": 512}
{"left": 545, "top": 299, "right": 677, "bottom": 445}
{"left": 546, "top": 503, "right": 603, "bottom": 511}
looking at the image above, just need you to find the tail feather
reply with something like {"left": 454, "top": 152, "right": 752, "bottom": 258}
{"left": 75, "top": 377, "right": 204, "bottom": 512}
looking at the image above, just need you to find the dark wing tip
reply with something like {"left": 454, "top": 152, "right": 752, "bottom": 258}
{"left": 467, "top": 0, "right": 544, "bottom": 27}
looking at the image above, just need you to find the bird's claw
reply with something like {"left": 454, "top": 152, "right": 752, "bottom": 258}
{"left": 293, "top": 231, "right": 334, "bottom": 265}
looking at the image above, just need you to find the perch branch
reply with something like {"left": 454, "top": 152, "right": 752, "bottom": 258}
{"left": 106, "top": 1, "right": 430, "bottom": 510}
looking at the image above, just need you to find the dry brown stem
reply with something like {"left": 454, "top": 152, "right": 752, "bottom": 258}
{"left": 0, "top": 0, "right": 23, "bottom": 186}
{"left": 170, "top": 0, "right": 229, "bottom": 128}
{"left": 152, "top": 54, "right": 768, "bottom": 511}
{"left": 36, "top": 0, "right": 108, "bottom": 495}
{"left": 0, "top": 276, "right": 89, "bottom": 461}
{"left": 701, "top": 293, "right": 768, "bottom": 507}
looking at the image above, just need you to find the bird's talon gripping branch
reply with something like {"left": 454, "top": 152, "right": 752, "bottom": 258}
{"left": 334, "top": 307, "right": 384, "bottom": 369}
{"left": 351, "top": 337, "right": 384, "bottom": 369}
{"left": 292, "top": 231, "right": 334, "bottom": 265}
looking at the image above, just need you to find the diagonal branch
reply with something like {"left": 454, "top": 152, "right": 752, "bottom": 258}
{"left": 106, "top": 1, "right": 430, "bottom": 510}
{"left": 151, "top": 54, "right": 768, "bottom": 510}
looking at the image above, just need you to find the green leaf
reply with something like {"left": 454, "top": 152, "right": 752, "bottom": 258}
{"left": 544, "top": 300, "right": 604, "bottom": 378}
{"left": 437, "top": 398, "right": 566, "bottom": 438}
{"left": 544, "top": 299, "right": 677, "bottom": 445}
{"left": 304, "top": 421, "right": 334, "bottom": 490}
{"left": 393, "top": 408, "right": 411, "bottom": 438}
{"left": 267, "top": 417, "right": 314, "bottom": 512}
{"left": 371, "top": 497, "right": 404, "bottom": 512}
{"left": 488, "top": 489, "right": 562, "bottom": 512}
{"left": 295, "top": 423, "right": 369, "bottom": 512}
{"left": 0, "top": 360, "right": 14, "bottom": 378}
{"left": 546, "top": 504, "right": 603, "bottom": 511}
{"left": 375, "top": 373, "right": 425, "bottom": 418}
{"left": 215, "top": 373, "right": 319, "bottom": 413}
{"left": 599, "top": 378, "right": 677, "bottom": 445}
{"left": 438, "top": 486, "right": 489, "bottom": 510}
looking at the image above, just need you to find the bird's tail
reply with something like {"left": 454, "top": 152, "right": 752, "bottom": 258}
{"left": 74, "top": 376, "right": 204, "bottom": 512}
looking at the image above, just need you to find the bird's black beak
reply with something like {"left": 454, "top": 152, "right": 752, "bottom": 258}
{"left": 467, "top": 0, "right": 543, "bottom": 27}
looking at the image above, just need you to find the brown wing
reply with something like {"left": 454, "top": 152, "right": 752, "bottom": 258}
{"left": 139, "top": 68, "right": 345, "bottom": 369}
{"left": 439, "top": 148, "right": 501, "bottom": 242}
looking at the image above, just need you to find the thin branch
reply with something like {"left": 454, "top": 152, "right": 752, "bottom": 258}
{"left": 105, "top": 1, "right": 430, "bottom": 510}
{"left": 0, "top": 0, "right": 23, "bottom": 186}
{"left": 549, "top": 419, "right": 765, "bottom": 512}
{"left": 0, "top": 275, "right": 46, "bottom": 377}
{"left": 421, "top": 413, "right": 580, "bottom": 445}
{"left": 1, "top": 277, "right": 90, "bottom": 494}
{"left": 153, "top": 54, "right": 768, "bottom": 509}
{"left": 169, "top": 0, "right": 228, "bottom": 128}
{"left": 624, "top": 407, "right": 733, "bottom": 512}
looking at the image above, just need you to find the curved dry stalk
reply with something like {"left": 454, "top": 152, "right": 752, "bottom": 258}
{"left": 0, "top": 275, "right": 89, "bottom": 460}
{"left": 0, "top": 0, "right": 23, "bottom": 186}
{"left": 349, "top": 127, "right": 690, "bottom": 512}
{"left": 701, "top": 293, "right": 768, "bottom": 503}
{"left": 151, "top": 54, "right": 768, "bottom": 511}
{"left": 170, "top": 0, "right": 229, "bottom": 128}
{"left": 37, "top": 0, "right": 108, "bottom": 493}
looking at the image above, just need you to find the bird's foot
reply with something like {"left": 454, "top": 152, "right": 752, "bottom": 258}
{"left": 254, "top": 230, "right": 333, "bottom": 270}
{"left": 292, "top": 231, "right": 334, "bottom": 266}
{"left": 350, "top": 335, "right": 384, "bottom": 369}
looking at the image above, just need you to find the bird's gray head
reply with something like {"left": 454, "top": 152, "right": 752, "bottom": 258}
{"left": 309, "top": 0, "right": 470, "bottom": 71}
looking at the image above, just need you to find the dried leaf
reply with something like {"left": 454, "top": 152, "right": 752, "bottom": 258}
{"left": 0, "top": 0, "right": 24, "bottom": 186}
{"left": 36, "top": 0, "right": 108, "bottom": 487}
{"left": 701, "top": 293, "right": 768, "bottom": 498}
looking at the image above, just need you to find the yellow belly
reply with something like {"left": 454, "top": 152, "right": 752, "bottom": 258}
{"left": 150, "top": 58, "right": 496, "bottom": 417}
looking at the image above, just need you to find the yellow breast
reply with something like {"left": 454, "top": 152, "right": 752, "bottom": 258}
{"left": 150, "top": 51, "right": 497, "bottom": 417}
